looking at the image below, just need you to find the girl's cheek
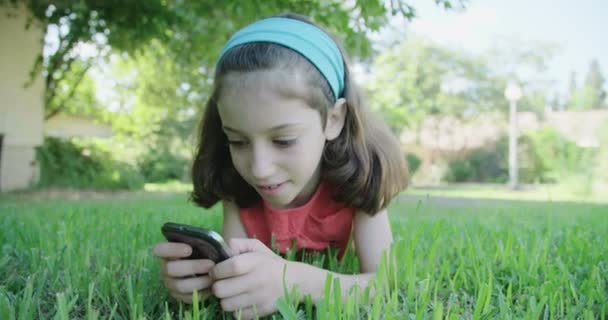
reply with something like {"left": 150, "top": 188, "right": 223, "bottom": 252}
{"left": 230, "top": 154, "right": 247, "bottom": 174}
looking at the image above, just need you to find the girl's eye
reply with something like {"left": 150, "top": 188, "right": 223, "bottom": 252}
{"left": 227, "top": 140, "right": 246, "bottom": 147}
{"left": 274, "top": 139, "right": 297, "bottom": 147}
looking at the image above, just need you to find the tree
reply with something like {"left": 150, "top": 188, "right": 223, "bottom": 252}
{"left": 549, "top": 92, "right": 563, "bottom": 112}
{"left": 366, "top": 36, "right": 559, "bottom": 132}
{"left": 568, "top": 59, "right": 606, "bottom": 110}
{"left": 568, "top": 71, "right": 577, "bottom": 102}
{"left": 483, "top": 37, "right": 559, "bottom": 115}
{"left": 365, "top": 35, "right": 559, "bottom": 174}
{"left": 366, "top": 36, "right": 494, "bottom": 133}
{"left": 583, "top": 59, "right": 606, "bottom": 109}
{"left": 1, "top": 0, "right": 464, "bottom": 119}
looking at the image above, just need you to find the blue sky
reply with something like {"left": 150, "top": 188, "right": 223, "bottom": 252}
{"left": 384, "top": 0, "right": 608, "bottom": 97}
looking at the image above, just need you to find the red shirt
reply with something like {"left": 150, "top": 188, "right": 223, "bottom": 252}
{"left": 239, "top": 182, "right": 355, "bottom": 256}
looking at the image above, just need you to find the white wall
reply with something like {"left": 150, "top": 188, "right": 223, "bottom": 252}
{"left": 45, "top": 114, "right": 113, "bottom": 139}
{"left": 0, "top": 5, "right": 45, "bottom": 191}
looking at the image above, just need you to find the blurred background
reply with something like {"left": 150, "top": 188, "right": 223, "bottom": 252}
{"left": 1, "top": 0, "right": 606, "bottom": 202}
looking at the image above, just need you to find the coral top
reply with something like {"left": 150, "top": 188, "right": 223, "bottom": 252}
{"left": 239, "top": 182, "right": 355, "bottom": 256}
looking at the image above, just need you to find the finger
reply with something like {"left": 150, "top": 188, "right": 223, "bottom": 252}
{"left": 210, "top": 253, "right": 257, "bottom": 280}
{"left": 228, "top": 238, "right": 269, "bottom": 255}
{"left": 165, "top": 259, "right": 215, "bottom": 277}
{"left": 154, "top": 242, "right": 192, "bottom": 259}
{"left": 234, "top": 302, "right": 276, "bottom": 319}
{"left": 212, "top": 273, "right": 260, "bottom": 299}
{"left": 164, "top": 275, "right": 213, "bottom": 294}
{"left": 219, "top": 291, "right": 258, "bottom": 312}
{"left": 169, "top": 289, "right": 212, "bottom": 304}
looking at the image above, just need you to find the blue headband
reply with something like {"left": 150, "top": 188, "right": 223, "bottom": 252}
{"left": 219, "top": 17, "right": 345, "bottom": 99}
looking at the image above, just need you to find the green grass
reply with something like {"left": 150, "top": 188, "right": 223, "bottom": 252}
{"left": 0, "top": 190, "right": 606, "bottom": 319}
{"left": 404, "top": 182, "right": 608, "bottom": 204}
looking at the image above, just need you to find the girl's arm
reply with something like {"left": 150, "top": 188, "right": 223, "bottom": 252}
{"left": 283, "top": 209, "right": 392, "bottom": 302}
{"left": 221, "top": 200, "right": 248, "bottom": 239}
{"left": 353, "top": 208, "right": 393, "bottom": 273}
{"left": 210, "top": 208, "right": 392, "bottom": 318}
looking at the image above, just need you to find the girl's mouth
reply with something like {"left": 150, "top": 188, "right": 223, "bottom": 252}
{"left": 257, "top": 182, "right": 286, "bottom": 195}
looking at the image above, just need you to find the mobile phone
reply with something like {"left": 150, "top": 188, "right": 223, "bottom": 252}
{"left": 161, "top": 222, "right": 233, "bottom": 263}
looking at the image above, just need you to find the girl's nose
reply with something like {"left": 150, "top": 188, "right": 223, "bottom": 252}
{"left": 250, "top": 143, "right": 276, "bottom": 180}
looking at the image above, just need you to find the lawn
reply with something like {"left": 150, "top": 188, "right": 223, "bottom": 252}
{"left": 403, "top": 183, "right": 607, "bottom": 204}
{"left": 0, "top": 189, "right": 606, "bottom": 319}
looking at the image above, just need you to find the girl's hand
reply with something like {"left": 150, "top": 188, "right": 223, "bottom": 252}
{"left": 211, "top": 239, "right": 288, "bottom": 319}
{"left": 153, "top": 242, "right": 216, "bottom": 303}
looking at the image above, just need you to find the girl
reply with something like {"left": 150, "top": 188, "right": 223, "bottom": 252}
{"left": 154, "top": 13, "right": 408, "bottom": 319}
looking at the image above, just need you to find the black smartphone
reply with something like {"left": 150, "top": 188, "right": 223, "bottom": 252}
{"left": 161, "top": 222, "right": 233, "bottom": 263}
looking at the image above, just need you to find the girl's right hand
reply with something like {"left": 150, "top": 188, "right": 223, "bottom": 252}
{"left": 153, "top": 242, "right": 216, "bottom": 303}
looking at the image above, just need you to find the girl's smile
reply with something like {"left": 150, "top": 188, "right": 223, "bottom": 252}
{"left": 256, "top": 182, "right": 287, "bottom": 196}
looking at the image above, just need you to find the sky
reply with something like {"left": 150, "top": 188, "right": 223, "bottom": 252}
{"left": 376, "top": 0, "right": 608, "bottom": 98}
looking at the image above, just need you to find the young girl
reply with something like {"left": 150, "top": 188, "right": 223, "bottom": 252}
{"left": 154, "top": 13, "right": 407, "bottom": 319}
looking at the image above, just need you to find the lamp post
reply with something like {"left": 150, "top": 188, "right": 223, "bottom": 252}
{"left": 504, "top": 81, "right": 522, "bottom": 189}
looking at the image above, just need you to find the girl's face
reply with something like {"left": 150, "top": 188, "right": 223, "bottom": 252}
{"left": 217, "top": 70, "right": 330, "bottom": 209}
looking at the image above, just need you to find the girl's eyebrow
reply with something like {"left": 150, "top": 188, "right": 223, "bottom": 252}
{"left": 223, "top": 123, "right": 304, "bottom": 133}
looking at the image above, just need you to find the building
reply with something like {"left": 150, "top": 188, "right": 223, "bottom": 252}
{"left": 0, "top": 5, "right": 45, "bottom": 192}
{"left": 45, "top": 114, "right": 113, "bottom": 139}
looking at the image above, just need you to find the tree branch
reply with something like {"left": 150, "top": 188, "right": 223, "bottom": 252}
{"left": 44, "top": 62, "right": 92, "bottom": 120}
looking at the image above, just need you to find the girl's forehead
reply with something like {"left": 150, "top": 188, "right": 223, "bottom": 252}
{"left": 220, "top": 69, "right": 308, "bottom": 101}
{"left": 217, "top": 71, "right": 322, "bottom": 133}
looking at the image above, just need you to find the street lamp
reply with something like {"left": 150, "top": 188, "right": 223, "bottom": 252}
{"left": 504, "top": 81, "right": 522, "bottom": 189}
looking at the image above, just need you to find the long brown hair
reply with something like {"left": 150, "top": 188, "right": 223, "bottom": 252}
{"left": 191, "top": 13, "right": 407, "bottom": 214}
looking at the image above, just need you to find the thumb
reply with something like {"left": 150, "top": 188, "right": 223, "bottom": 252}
{"left": 228, "top": 238, "right": 270, "bottom": 255}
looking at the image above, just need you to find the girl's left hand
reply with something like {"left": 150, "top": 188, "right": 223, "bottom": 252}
{"left": 211, "top": 238, "right": 289, "bottom": 319}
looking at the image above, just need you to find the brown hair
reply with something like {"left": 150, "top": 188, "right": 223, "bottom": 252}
{"left": 191, "top": 13, "right": 407, "bottom": 214}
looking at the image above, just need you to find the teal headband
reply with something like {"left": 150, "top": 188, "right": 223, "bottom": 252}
{"left": 219, "top": 17, "right": 345, "bottom": 99}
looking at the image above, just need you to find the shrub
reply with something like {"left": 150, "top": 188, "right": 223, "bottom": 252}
{"left": 444, "top": 143, "right": 508, "bottom": 183}
{"left": 405, "top": 152, "right": 422, "bottom": 175}
{"left": 36, "top": 137, "right": 145, "bottom": 190}
{"left": 526, "top": 127, "right": 595, "bottom": 180}
{"left": 444, "top": 128, "right": 594, "bottom": 184}
{"left": 137, "top": 146, "right": 189, "bottom": 183}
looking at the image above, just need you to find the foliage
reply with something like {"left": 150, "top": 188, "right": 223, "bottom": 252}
{"left": 483, "top": 37, "right": 559, "bottom": 114}
{"left": 1, "top": 193, "right": 606, "bottom": 318}
{"left": 444, "top": 128, "right": 595, "bottom": 184}
{"left": 137, "top": 142, "right": 189, "bottom": 183}
{"left": 0, "top": 0, "right": 465, "bottom": 120}
{"left": 405, "top": 152, "right": 421, "bottom": 176}
{"left": 2, "top": 0, "right": 167, "bottom": 119}
{"left": 569, "top": 86, "right": 603, "bottom": 111}
{"left": 104, "top": 45, "right": 197, "bottom": 183}
{"left": 589, "top": 123, "right": 608, "bottom": 194}
{"left": 526, "top": 127, "right": 595, "bottom": 180}
{"left": 367, "top": 36, "right": 558, "bottom": 133}
{"left": 444, "top": 141, "right": 508, "bottom": 183}
{"left": 45, "top": 63, "right": 111, "bottom": 121}
{"left": 568, "top": 59, "right": 606, "bottom": 110}
{"left": 367, "top": 37, "right": 494, "bottom": 132}
{"left": 104, "top": 40, "right": 201, "bottom": 148}
{"left": 2, "top": 0, "right": 463, "bottom": 185}
{"left": 35, "top": 137, "right": 144, "bottom": 190}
